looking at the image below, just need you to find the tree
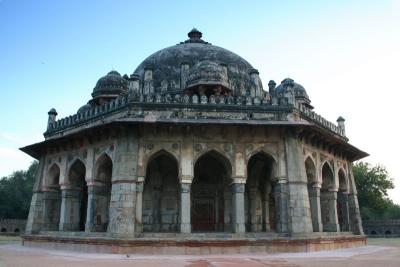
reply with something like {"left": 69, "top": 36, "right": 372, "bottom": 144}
{"left": 0, "top": 161, "right": 38, "bottom": 219}
{"left": 353, "top": 162, "right": 400, "bottom": 220}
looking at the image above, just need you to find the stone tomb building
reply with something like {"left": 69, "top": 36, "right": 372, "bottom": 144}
{"left": 21, "top": 29, "right": 368, "bottom": 254}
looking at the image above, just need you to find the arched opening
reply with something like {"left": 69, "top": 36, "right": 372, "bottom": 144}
{"left": 1, "top": 228, "right": 6, "bottom": 232}
{"left": 44, "top": 164, "right": 61, "bottom": 230}
{"left": 14, "top": 228, "right": 20, "bottom": 233}
{"left": 305, "top": 157, "right": 320, "bottom": 232}
{"left": 371, "top": 230, "right": 377, "bottom": 235}
{"left": 67, "top": 160, "right": 87, "bottom": 231}
{"left": 143, "top": 151, "right": 180, "bottom": 232}
{"left": 337, "top": 169, "right": 348, "bottom": 231}
{"left": 320, "top": 162, "right": 336, "bottom": 232}
{"left": 245, "top": 152, "right": 277, "bottom": 232}
{"left": 192, "top": 150, "right": 232, "bottom": 232}
{"left": 385, "top": 230, "right": 392, "bottom": 235}
{"left": 92, "top": 154, "right": 113, "bottom": 232}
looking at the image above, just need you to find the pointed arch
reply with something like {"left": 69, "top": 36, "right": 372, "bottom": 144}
{"left": 191, "top": 149, "right": 233, "bottom": 232}
{"left": 305, "top": 156, "right": 320, "bottom": 232}
{"left": 66, "top": 159, "right": 87, "bottom": 231}
{"left": 338, "top": 168, "right": 348, "bottom": 192}
{"left": 142, "top": 149, "right": 180, "bottom": 232}
{"left": 43, "top": 163, "right": 62, "bottom": 231}
{"left": 94, "top": 153, "right": 113, "bottom": 184}
{"left": 337, "top": 167, "right": 350, "bottom": 231}
{"left": 194, "top": 149, "right": 233, "bottom": 178}
{"left": 245, "top": 151, "right": 277, "bottom": 232}
{"left": 67, "top": 159, "right": 86, "bottom": 187}
{"left": 305, "top": 156, "right": 317, "bottom": 184}
{"left": 321, "top": 162, "right": 334, "bottom": 191}
{"left": 91, "top": 153, "right": 113, "bottom": 232}
{"left": 47, "top": 163, "right": 61, "bottom": 187}
{"left": 320, "top": 161, "right": 338, "bottom": 232}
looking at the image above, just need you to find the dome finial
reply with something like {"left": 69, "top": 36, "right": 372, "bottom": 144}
{"left": 188, "top": 28, "right": 202, "bottom": 40}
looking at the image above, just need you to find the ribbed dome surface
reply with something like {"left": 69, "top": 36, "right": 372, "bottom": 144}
{"left": 92, "top": 70, "right": 128, "bottom": 98}
{"left": 133, "top": 29, "right": 256, "bottom": 95}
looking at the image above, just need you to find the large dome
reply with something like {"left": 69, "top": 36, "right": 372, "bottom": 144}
{"left": 133, "top": 29, "right": 259, "bottom": 96}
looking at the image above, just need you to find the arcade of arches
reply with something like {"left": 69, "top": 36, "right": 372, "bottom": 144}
{"left": 40, "top": 149, "right": 352, "bottom": 235}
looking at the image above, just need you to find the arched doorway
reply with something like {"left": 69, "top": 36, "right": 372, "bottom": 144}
{"left": 43, "top": 164, "right": 61, "bottom": 230}
{"left": 91, "top": 154, "right": 113, "bottom": 232}
{"left": 337, "top": 169, "right": 349, "bottom": 231}
{"left": 320, "top": 162, "right": 337, "bottom": 232}
{"left": 305, "top": 157, "right": 321, "bottom": 232}
{"left": 192, "top": 151, "right": 232, "bottom": 232}
{"left": 67, "top": 160, "right": 87, "bottom": 231}
{"left": 142, "top": 151, "right": 180, "bottom": 232}
{"left": 245, "top": 152, "right": 277, "bottom": 232}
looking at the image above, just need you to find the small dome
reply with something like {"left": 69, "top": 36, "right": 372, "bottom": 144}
{"left": 77, "top": 103, "right": 91, "bottom": 114}
{"left": 92, "top": 70, "right": 128, "bottom": 98}
{"left": 275, "top": 78, "right": 309, "bottom": 101}
{"left": 186, "top": 60, "right": 229, "bottom": 89}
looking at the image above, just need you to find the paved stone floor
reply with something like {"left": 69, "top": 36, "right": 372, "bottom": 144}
{"left": 1, "top": 238, "right": 400, "bottom": 267}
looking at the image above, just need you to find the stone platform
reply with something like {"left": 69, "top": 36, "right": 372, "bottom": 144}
{"left": 22, "top": 232, "right": 366, "bottom": 254}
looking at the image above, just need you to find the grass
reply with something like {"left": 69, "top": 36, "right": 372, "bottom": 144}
{"left": 367, "top": 238, "right": 400, "bottom": 247}
{"left": 0, "top": 235, "right": 21, "bottom": 244}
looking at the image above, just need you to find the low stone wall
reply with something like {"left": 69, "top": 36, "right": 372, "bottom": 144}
{"left": 22, "top": 234, "right": 366, "bottom": 254}
{"left": 363, "top": 220, "right": 400, "bottom": 237}
{"left": 0, "top": 219, "right": 26, "bottom": 234}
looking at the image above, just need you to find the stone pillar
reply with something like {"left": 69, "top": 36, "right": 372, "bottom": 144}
{"left": 135, "top": 178, "right": 144, "bottom": 233}
{"left": 231, "top": 183, "right": 245, "bottom": 233}
{"left": 248, "top": 188, "right": 258, "bottom": 232}
{"left": 262, "top": 196, "right": 270, "bottom": 231}
{"left": 107, "top": 129, "right": 138, "bottom": 235}
{"left": 85, "top": 184, "right": 110, "bottom": 232}
{"left": 42, "top": 190, "right": 62, "bottom": 231}
{"left": 25, "top": 157, "right": 46, "bottom": 234}
{"left": 59, "top": 188, "right": 82, "bottom": 231}
{"left": 346, "top": 162, "right": 363, "bottom": 234}
{"left": 152, "top": 186, "right": 161, "bottom": 232}
{"left": 180, "top": 182, "right": 191, "bottom": 233}
{"left": 337, "top": 192, "right": 350, "bottom": 231}
{"left": 308, "top": 184, "right": 323, "bottom": 232}
{"left": 274, "top": 177, "right": 289, "bottom": 233}
{"left": 321, "top": 189, "right": 340, "bottom": 232}
{"left": 284, "top": 131, "right": 313, "bottom": 234}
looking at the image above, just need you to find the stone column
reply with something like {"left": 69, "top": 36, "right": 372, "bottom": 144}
{"left": 321, "top": 189, "right": 340, "bottom": 232}
{"left": 248, "top": 188, "right": 258, "bottom": 232}
{"left": 347, "top": 163, "right": 364, "bottom": 235}
{"left": 231, "top": 183, "right": 245, "bottom": 233}
{"left": 262, "top": 196, "right": 270, "bottom": 231}
{"left": 85, "top": 184, "right": 110, "bottom": 232}
{"left": 274, "top": 177, "right": 289, "bottom": 233}
{"left": 25, "top": 157, "right": 46, "bottom": 234}
{"left": 284, "top": 131, "right": 313, "bottom": 234}
{"left": 152, "top": 186, "right": 161, "bottom": 232}
{"left": 180, "top": 182, "right": 191, "bottom": 233}
{"left": 107, "top": 129, "right": 138, "bottom": 235}
{"left": 308, "top": 183, "right": 323, "bottom": 232}
{"left": 42, "top": 190, "right": 62, "bottom": 231}
{"left": 135, "top": 178, "right": 144, "bottom": 233}
{"left": 59, "top": 188, "right": 81, "bottom": 231}
{"left": 337, "top": 192, "right": 350, "bottom": 231}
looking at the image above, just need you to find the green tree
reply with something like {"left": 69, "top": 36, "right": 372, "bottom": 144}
{"left": 353, "top": 162, "right": 400, "bottom": 220}
{"left": 0, "top": 161, "right": 38, "bottom": 219}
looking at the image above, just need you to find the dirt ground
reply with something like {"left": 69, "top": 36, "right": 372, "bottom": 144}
{"left": 1, "top": 237, "right": 400, "bottom": 267}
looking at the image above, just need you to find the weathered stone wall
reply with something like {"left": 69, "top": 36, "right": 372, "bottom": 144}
{"left": 0, "top": 219, "right": 26, "bottom": 233}
{"left": 363, "top": 220, "right": 400, "bottom": 237}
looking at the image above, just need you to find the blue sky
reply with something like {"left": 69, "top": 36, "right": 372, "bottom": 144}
{"left": 1, "top": 0, "right": 399, "bottom": 203}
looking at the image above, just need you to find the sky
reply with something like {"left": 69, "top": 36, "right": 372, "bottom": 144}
{"left": 0, "top": 0, "right": 400, "bottom": 203}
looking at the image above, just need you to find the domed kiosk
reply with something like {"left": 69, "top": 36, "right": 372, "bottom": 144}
{"left": 21, "top": 29, "right": 367, "bottom": 254}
